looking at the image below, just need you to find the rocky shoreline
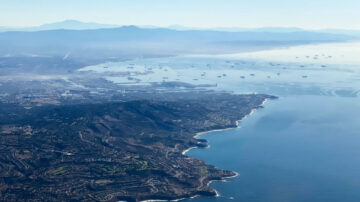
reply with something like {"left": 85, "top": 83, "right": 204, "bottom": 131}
{"left": 0, "top": 92, "right": 276, "bottom": 201}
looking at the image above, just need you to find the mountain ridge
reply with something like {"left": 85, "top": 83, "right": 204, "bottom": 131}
{"left": 2, "top": 20, "right": 360, "bottom": 36}
{"left": 0, "top": 21, "right": 357, "bottom": 62}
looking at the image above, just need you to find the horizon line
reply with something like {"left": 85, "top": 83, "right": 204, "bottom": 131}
{"left": 1, "top": 20, "right": 360, "bottom": 32}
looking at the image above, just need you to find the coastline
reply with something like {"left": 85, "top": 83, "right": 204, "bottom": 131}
{"left": 141, "top": 98, "right": 269, "bottom": 202}
{"left": 185, "top": 98, "right": 269, "bottom": 155}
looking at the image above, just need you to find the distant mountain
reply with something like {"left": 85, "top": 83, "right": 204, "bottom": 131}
{"left": 0, "top": 25, "right": 356, "bottom": 61}
{"left": 2, "top": 20, "right": 360, "bottom": 38}
{"left": 319, "top": 29, "right": 360, "bottom": 37}
{"left": 0, "top": 20, "right": 120, "bottom": 32}
{"left": 166, "top": 25, "right": 360, "bottom": 37}
{"left": 230, "top": 27, "right": 305, "bottom": 33}
{"left": 167, "top": 25, "right": 305, "bottom": 33}
{"left": 1, "top": 21, "right": 306, "bottom": 33}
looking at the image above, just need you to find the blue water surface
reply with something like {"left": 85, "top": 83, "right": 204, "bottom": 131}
{"left": 182, "top": 42, "right": 360, "bottom": 202}
{"left": 88, "top": 42, "right": 360, "bottom": 202}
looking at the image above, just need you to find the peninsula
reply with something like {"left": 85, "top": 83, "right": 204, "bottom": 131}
{"left": 0, "top": 91, "right": 276, "bottom": 201}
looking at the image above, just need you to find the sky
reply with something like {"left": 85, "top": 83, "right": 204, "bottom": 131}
{"left": 0, "top": 0, "right": 359, "bottom": 29}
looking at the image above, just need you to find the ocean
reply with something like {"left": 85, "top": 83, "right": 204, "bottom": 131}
{"left": 184, "top": 42, "right": 360, "bottom": 202}
{"left": 82, "top": 42, "right": 360, "bottom": 202}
